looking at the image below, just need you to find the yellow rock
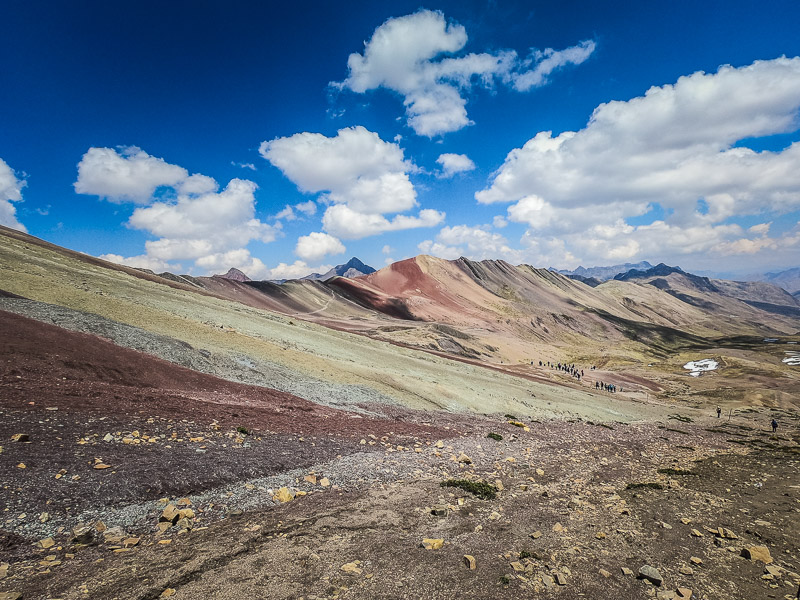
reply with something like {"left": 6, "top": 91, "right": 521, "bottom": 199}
{"left": 161, "top": 504, "right": 180, "bottom": 523}
{"left": 319, "top": 477, "right": 331, "bottom": 487}
{"left": 160, "top": 589, "right": 176, "bottom": 598}
{"left": 464, "top": 555, "right": 476, "bottom": 570}
{"left": 304, "top": 474, "right": 317, "bottom": 484}
{"left": 38, "top": 537, "right": 55, "bottom": 549}
{"left": 421, "top": 538, "right": 444, "bottom": 550}
{"left": 341, "top": 561, "right": 362, "bottom": 575}
{"left": 275, "top": 487, "right": 294, "bottom": 503}
{"left": 741, "top": 545, "right": 772, "bottom": 564}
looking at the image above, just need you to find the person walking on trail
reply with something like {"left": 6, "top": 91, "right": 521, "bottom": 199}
{"left": 771, "top": 419, "right": 778, "bottom": 433}
{"left": 716, "top": 406, "right": 722, "bottom": 418}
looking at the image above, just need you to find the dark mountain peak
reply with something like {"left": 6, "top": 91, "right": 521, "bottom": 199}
{"left": 340, "top": 257, "right": 374, "bottom": 274}
{"left": 557, "top": 260, "right": 654, "bottom": 281}
{"left": 301, "top": 257, "right": 376, "bottom": 282}
{"left": 614, "top": 263, "right": 683, "bottom": 281}
{"left": 215, "top": 267, "right": 251, "bottom": 282}
{"left": 614, "top": 263, "right": 721, "bottom": 294}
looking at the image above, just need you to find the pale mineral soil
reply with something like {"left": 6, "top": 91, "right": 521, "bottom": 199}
{"left": 0, "top": 230, "right": 677, "bottom": 423}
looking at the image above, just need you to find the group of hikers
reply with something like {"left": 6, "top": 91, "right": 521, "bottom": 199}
{"left": 596, "top": 381, "right": 619, "bottom": 393}
{"left": 538, "top": 360, "right": 584, "bottom": 381}
{"left": 537, "top": 359, "right": 621, "bottom": 392}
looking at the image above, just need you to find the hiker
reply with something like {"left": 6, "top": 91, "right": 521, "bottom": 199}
{"left": 772, "top": 419, "right": 778, "bottom": 433}
{"left": 716, "top": 406, "right": 721, "bottom": 418}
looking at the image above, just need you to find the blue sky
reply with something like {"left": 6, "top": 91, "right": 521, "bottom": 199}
{"left": 2, "top": 0, "right": 800, "bottom": 279}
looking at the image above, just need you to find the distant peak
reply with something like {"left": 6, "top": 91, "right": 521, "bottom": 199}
{"left": 215, "top": 267, "right": 251, "bottom": 282}
{"left": 341, "top": 257, "right": 372, "bottom": 272}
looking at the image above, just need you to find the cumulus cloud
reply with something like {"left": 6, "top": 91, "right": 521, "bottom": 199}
{"left": 98, "top": 253, "right": 176, "bottom": 272}
{"left": 76, "top": 147, "right": 278, "bottom": 275}
{"left": 477, "top": 57, "right": 800, "bottom": 266}
{"left": 261, "top": 126, "right": 444, "bottom": 239}
{"left": 295, "top": 232, "right": 346, "bottom": 262}
{"left": 419, "top": 224, "right": 520, "bottom": 262}
{"left": 75, "top": 146, "right": 188, "bottom": 203}
{"left": 275, "top": 200, "right": 317, "bottom": 222}
{"left": 322, "top": 205, "right": 444, "bottom": 240}
{"left": 266, "top": 260, "right": 334, "bottom": 280}
{"left": 334, "top": 10, "right": 595, "bottom": 136}
{"left": 0, "top": 158, "right": 27, "bottom": 232}
{"left": 436, "top": 153, "right": 476, "bottom": 177}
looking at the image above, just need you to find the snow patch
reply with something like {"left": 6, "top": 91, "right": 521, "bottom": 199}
{"left": 683, "top": 358, "right": 718, "bottom": 377}
{"left": 783, "top": 351, "right": 800, "bottom": 366}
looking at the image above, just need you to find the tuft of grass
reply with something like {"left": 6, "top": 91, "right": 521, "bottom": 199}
{"left": 236, "top": 426, "right": 250, "bottom": 435}
{"left": 504, "top": 414, "right": 517, "bottom": 420}
{"left": 668, "top": 414, "right": 693, "bottom": 423}
{"left": 664, "top": 427, "right": 690, "bottom": 435}
{"left": 441, "top": 479, "right": 497, "bottom": 500}
{"left": 487, "top": 432, "right": 503, "bottom": 441}
{"left": 625, "top": 482, "right": 663, "bottom": 490}
{"left": 499, "top": 575, "right": 510, "bottom": 585}
{"left": 657, "top": 468, "right": 695, "bottom": 476}
{"left": 519, "top": 549, "right": 532, "bottom": 559}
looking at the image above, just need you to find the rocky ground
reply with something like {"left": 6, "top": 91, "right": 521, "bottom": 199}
{"left": 1, "top": 311, "right": 800, "bottom": 599}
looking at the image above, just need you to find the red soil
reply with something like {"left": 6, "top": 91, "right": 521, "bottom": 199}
{"left": 0, "top": 310, "right": 451, "bottom": 439}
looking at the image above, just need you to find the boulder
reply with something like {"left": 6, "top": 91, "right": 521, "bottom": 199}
{"left": 638, "top": 565, "right": 663, "bottom": 586}
{"left": 421, "top": 538, "right": 444, "bottom": 550}
{"left": 71, "top": 524, "right": 94, "bottom": 545}
{"left": 160, "top": 504, "right": 181, "bottom": 524}
{"left": 741, "top": 545, "right": 772, "bottom": 564}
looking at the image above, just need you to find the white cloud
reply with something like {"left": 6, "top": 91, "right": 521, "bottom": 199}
{"left": 261, "top": 126, "right": 415, "bottom": 213}
{"left": 0, "top": 158, "right": 27, "bottom": 232}
{"left": 231, "top": 161, "right": 256, "bottom": 171}
{"left": 266, "top": 260, "right": 334, "bottom": 280}
{"left": 75, "top": 146, "right": 188, "bottom": 203}
{"left": 436, "top": 153, "right": 476, "bottom": 177}
{"left": 98, "top": 253, "right": 176, "bottom": 272}
{"left": 477, "top": 57, "right": 800, "bottom": 266}
{"left": 295, "top": 232, "right": 346, "bottom": 261}
{"left": 262, "top": 126, "right": 443, "bottom": 239}
{"left": 418, "top": 224, "right": 521, "bottom": 262}
{"left": 275, "top": 200, "right": 318, "bottom": 222}
{"left": 295, "top": 200, "right": 317, "bottom": 216}
{"left": 381, "top": 244, "right": 394, "bottom": 254}
{"left": 77, "top": 146, "right": 278, "bottom": 275}
{"left": 334, "top": 10, "right": 594, "bottom": 136}
{"left": 275, "top": 205, "right": 296, "bottom": 221}
{"left": 512, "top": 41, "right": 597, "bottom": 91}
{"left": 492, "top": 215, "right": 508, "bottom": 229}
{"left": 323, "top": 204, "right": 444, "bottom": 240}
{"left": 194, "top": 249, "right": 269, "bottom": 279}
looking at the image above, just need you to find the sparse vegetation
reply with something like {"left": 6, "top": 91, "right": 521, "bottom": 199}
{"left": 441, "top": 479, "right": 497, "bottom": 500}
{"left": 236, "top": 426, "right": 250, "bottom": 435}
{"left": 487, "top": 432, "right": 503, "bottom": 441}
{"left": 665, "top": 427, "right": 690, "bottom": 435}
{"left": 625, "top": 482, "right": 663, "bottom": 490}
{"left": 519, "top": 549, "right": 532, "bottom": 559}
{"left": 668, "top": 414, "right": 693, "bottom": 423}
{"left": 504, "top": 414, "right": 517, "bottom": 420}
{"left": 499, "top": 575, "right": 510, "bottom": 585}
{"left": 657, "top": 468, "right": 695, "bottom": 476}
